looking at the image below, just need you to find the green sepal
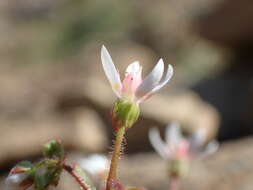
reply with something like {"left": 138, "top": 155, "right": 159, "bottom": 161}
{"left": 168, "top": 158, "right": 189, "bottom": 178}
{"left": 112, "top": 98, "right": 140, "bottom": 129}
{"left": 34, "top": 174, "right": 48, "bottom": 190}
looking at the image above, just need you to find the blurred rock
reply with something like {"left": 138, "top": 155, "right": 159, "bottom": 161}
{"left": 0, "top": 108, "right": 108, "bottom": 167}
{"left": 119, "top": 137, "right": 253, "bottom": 190}
{"left": 71, "top": 108, "right": 108, "bottom": 152}
{"left": 132, "top": 0, "right": 221, "bottom": 55}
{"left": 197, "top": 0, "right": 253, "bottom": 47}
{"left": 72, "top": 41, "right": 157, "bottom": 80}
{"left": 192, "top": 63, "right": 253, "bottom": 141}
{"left": 1, "top": 137, "right": 249, "bottom": 190}
{"left": 6, "top": 0, "right": 59, "bottom": 18}
{"left": 192, "top": 0, "right": 253, "bottom": 140}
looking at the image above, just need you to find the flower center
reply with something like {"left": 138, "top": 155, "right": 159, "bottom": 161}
{"left": 122, "top": 72, "right": 142, "bottom": 100}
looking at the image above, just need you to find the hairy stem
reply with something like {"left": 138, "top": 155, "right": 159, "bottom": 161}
{"left": 106, "top": 127, "right": 126, "bottom": 190}
{"left": 63, "top": 163, "right": 92, "bottom": 190}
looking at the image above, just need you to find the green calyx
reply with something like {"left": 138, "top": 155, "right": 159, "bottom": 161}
{"left": 112, "top": 98, "right": 140, "bottom": 130}
{"left": 168, "top": 158, "right": 189, "bottom": 178}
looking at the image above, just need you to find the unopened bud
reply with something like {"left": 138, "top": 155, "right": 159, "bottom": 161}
{"left": 43, "top": 140, "right": 64, "bottom": 159}
{"left": 112, "top": 98, "right": 140, "bottom": 130}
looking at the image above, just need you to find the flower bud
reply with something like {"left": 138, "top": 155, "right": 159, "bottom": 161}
{"left": 43, "top": 140, "right": 64, "bottom": 159}
{"left": 112, "top": 98, "right": 140, "bottom": 130}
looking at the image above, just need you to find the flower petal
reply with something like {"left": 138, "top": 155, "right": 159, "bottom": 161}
{"left": 189, "top": 128, "right": 210, "bottom": 156}
{"left": 202, "top": 140, "right": 219, "bottom": 156}
{"left": 101, "top": 45, "right": 122, "bottom": 97}
{"left": 165, "top": 122, "right": 182, "bottom": 153}
{"left": 151, "top": 64, "right": 173, "bottom": 93}
{"left": 196, "top": 140, "right": 219, "bottom": 159}
{"left": 149, "top": 127, "right": 169, "bottom": 159}
{"left": 136, "top": 59, "right": 164, "bottom": 100}
{"left": 122, "top": 61, "right": 142, "bottom": 98}
{"left": 189, "top": 128, "right": 206, "bottom": 148}
{"left": 126, "top": 61, "right": 142, "bottom": 74}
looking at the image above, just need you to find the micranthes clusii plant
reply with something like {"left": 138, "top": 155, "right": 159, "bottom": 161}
{"left": 149, "top": 122, "right": 219, "bottom": 190}
{"left": 5, "top": 45, "right": 173, "bottom": 190}
{"left": 101, "top": 45, "right": 173, "bottom": 190}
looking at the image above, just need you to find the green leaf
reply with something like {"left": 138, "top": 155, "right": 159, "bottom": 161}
{"left": 11, "top": 161, "right": 34, "bottom": 174}
{"left": 19, "top": 161, "right": 33, "bottom": 169}
{"left": 34, "top": 174, "right": 48, "bottom": 190}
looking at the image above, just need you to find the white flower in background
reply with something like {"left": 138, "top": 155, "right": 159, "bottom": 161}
{"left": 101, "top": 45, "right": 173, "bottom": 104}
{"left": 149, "top": 122, "right": 219, "bottom": 160}
{"left": 79, "top": 154, "right": 109, "bottom": 177}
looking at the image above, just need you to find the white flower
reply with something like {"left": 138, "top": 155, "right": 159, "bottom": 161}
{"left": 149, "top": 122, "right": 219, "bottom": 160}
{"left": 79, "top": 154, "right": 109, "bottom": 177}
{"left": 101, "top": 45, "right": 173, "bottom": 103}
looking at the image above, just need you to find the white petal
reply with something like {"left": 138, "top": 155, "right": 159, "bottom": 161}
{"left": 149, "top": 127, "right": 169, "bottom": 159}
{"left": 151, "top": 64, "right": 173, "bottom": 93}
{"left": 194, "top": 140, "right": 219, "bottom": 159}
{"left": 190, "top": 128, "right": 206, "bottom": 147}
{"left": 101, "top": 45, "right": 122, "bottom": 97}
{"left": 126, "top": 61, "right": 141, "bottom": 74}
{"left": 136, "top": 59, "right": 164, "bottom": 100}
{"left": 165, "top": 122, "right": 182, "bottom": 152}
{"left": 188, "top": 128, "right": 206, "bottom": 155}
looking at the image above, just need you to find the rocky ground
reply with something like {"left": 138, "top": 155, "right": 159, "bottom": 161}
{"left": 1, "top": 137, "right": 253, "bottom": 190}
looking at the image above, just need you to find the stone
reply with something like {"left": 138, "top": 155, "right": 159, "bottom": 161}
{"left": 119, "top": 137, "right": 253, "bottom": 190}
{"left": 197, "top": 0, "right": 253, "bottom": 47}
{"left": 71, "top": 108, "right": 108, "bottom": 152}
{"left": 0, "top": 137, "right": 249, "bottom": 190}
{"left": 0, "top": 108, "right": 108, "bottom": 167}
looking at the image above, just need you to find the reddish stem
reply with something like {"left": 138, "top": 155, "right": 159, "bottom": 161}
{"left": 106, "top": 127, "right": 126, "bottom": 190}
{"left": 63, "top": 163, "right": 92, "bottom": 190}
{"left": 170, "top": 176, "right": 180, "bottom": 190}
